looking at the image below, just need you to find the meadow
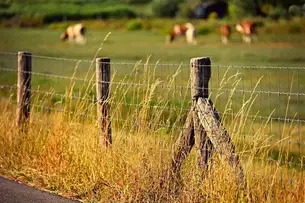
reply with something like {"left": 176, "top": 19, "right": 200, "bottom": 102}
{"left": 0, "top": 20, "right": 304, "bottom": 122}
{"left": 0, "top": 20, "right": 305, "bottom": 202}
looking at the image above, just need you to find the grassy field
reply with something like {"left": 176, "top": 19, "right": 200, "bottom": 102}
{"left": 0, "top": 22, "right": 305, "bottom": 201}
{"left": 0, "top": 84, "right": 304, "bottom": 202}
{"left": 0, "top": 24, "right": 304, "bottom": 116}
{"left": 0, "top": 0, "right": 146, "bottom": 25}
{"left": 1, "top": 24, "right": 305, "bottom": 64}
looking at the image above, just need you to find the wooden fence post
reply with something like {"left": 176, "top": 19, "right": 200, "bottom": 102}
{"left": 96, "top": 57, "right": 112, "bottom": 147}
{"left": 16, "top": 51, "right": 31, "bottom": 128}
{"left": 191, "top": 57, "right": 211, "bottom": 99}
{"left": 169, "top": 56, "right": 245, "bottom": 190}
{"left": 169, "top": 57, "right": 213, "bottom": 181}
{"left": 191, "top": 57, "right": 213, "bottom": 169}
{"left": 192, "top": 57, "right": 244, "bottom": 183}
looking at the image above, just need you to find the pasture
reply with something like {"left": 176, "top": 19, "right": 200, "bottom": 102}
{"left": 0, "top": 24, "right": 305, "bottom": 201}
{"left": 1, "top": 24, "right": 305, "bottom": 147}
{"left": 0, "top": 25, "right": 304, "bottom": 119}
{"left": 1, "top": 26, "right": 305, "bottom": 64}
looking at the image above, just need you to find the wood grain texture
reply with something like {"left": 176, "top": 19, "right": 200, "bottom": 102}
{"left": 190, "top": 57, "right": 211, "bottom": 99}
{"left": 16, "top": 51, "right": 31, "bottom": 128}
{"left": 171, "top": 109, "right": 195, "bottom": 175}
{"left": 191, "top": 57, "right": 213, "bottom": 169}
{"left": 96, "top": 57, "right": 111, "bottom": 147}
{"left": 196, "top": 97, "right": 244, "bottom": 183}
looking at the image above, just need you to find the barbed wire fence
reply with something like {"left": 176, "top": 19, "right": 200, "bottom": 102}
{"left": 0, "top": 51, "right": 304, "bottom": 182}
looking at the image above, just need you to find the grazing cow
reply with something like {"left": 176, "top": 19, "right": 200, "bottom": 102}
{"left": 166, "top": 23, "right": 197, "bottom": 45}
{"left": 220, "top": 24, "right": 231, "bottom": 44}
{"left": 235, "top": 20, "right": 257, "bottom": 43}
{"left": 60, "top": 23, "right": 86, "bottom": 44}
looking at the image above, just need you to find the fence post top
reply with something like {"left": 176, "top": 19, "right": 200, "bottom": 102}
{"left": 96, "top": 57, "right": 110, "bottom": 63}
{"left": 18, "top": 51, "right": 31, "bottom": 56}
{"left": 190, "top": 57, "right": 210, "bottom": 63}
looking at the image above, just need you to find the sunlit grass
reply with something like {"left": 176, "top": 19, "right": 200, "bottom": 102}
{"left": 0, "top": 53, "right": 304, "bottom": 202}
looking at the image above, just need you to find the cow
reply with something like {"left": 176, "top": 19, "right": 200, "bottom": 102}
{"left": 220, "top": 24, "right": 231, "bottom": 44}
{"left": 166, "top": 23, "right": 197, "bottom": 45}
{"left": 60, "top": 23, "right": 86, "bottom": 44}
{"left": 235, "top": 20, "right": 257, "bottom": 43}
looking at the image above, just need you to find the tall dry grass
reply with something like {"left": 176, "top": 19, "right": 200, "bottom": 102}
{"left": 0, "top": 39, "right": 304, "bottom": 202}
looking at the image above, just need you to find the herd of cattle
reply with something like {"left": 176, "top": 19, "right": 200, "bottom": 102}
{"left": 60, "top": 20, "right": 257, "bottom": 45}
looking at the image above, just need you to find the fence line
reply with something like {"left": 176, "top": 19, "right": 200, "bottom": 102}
{"left": 1, "top": 67, "right": 305, "bottom": 97}
{"left": 2, "top": 97, "right": 305, "bottom": 135}
{"left": 1, "top": 51, "right": 305, "bottom": 69}
{"left": 1, "top": 84, "right": 305, "bottom": 125}
{"left": 1, "top": 84, "right": 305, "bottom": 124}
{"left": 0, "top": 51, "right": 304, "bottom": 173}
{"left": 2, "top": 96, "right": 305, "bottom": 149}
{"left": 2, "top": 99, "right": 304, "bottom": 171}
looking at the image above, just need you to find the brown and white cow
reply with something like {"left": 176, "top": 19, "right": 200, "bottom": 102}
{"left": 235, "top": 20, "right": 257, "bottom": 43}
{"left": 220, "top": 24, "right": 231, "bottom": 44}
{"left": 60, "top": 23, "right": 86, "bottom": 44}
{"left": 166, "top": 23, "right": 197, "bottom": 45}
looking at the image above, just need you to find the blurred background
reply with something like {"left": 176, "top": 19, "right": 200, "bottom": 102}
{"left": 0, "top": 0, "right": 304, "bottom": 25}
{"left": 0, "top": 0, "right": 304, "bottom": 64}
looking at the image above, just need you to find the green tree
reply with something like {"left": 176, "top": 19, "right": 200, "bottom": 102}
{"left": 152, "top": 0, "right": 180, "bottom": 17}
{"left": 228, "top": 0, "right": 305, "bottom": 18}
{"left": 229, "top": 0, "right": 258, "bottom": 17}
{"left": 120, "top": 0, "right": 152, "bottom": 4}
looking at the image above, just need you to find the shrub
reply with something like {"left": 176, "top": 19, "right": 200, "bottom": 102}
{"left": 42, "top": 6, "right": 137, "bottom": 23}
{"left": 151, "top": 0, "right": 179, "bottom": 18}
{"left": 261, "top": 4, "right": 274, "bottom": 16}
{"left": 126, "top": 19, "right": 143, "bottom": 31}
{"left": 288, "top": 24, "right": 301, "bottom": 33}
{"left": 269, "top": 6, "right": 288, "bottom": 20}
{"left": 0, "top": 9, "right": 15, "bottom": 19}
{"left": 208, "top": 12, "right": 218, "bottom": 20}
{"left": 0, "top": 2, "right": 10, "bottom": 9}
{"left": 4, "top": 13, "right": 44, "bottom": 27}
{"left": 228, "top": 0, "right": 256, "bottom": 18}
{"left": 228, "top": 3, "right": 242, "bottom": 19}
{"left": 196, "top": 26, "right": 212, "bottom": 36}
{"left": 84, "top": 6, "right": 137, "bottom": 19}
{"left": 120, "top": 0, "right": 152, "bottom": 4}
{"left": 288, "top": 5, "right": 302, "bottom": 16}
{"left": 255, "top": 20, "right": 264, "bottom": 27}
{"left": 0, "top": 3, "right": 138, "bottom": 25}
{"left": 177, "top": 3, "right": 193, "bottom": 18}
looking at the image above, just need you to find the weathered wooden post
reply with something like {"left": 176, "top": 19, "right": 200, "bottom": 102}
{"left": 191, "top": 57, "right": 213, "bottom": 169}
{"left": 170, "top": 58, "right": 213, "bottom": 180}
{"left": 16, "top": 51, "right": 31, "bottom": 128}
{"left": 191, "top": 57, "right": 210, "bottom": 99}
{"left": 169, "top": 56, "right": 245, "bottom": 189}
{"left": 192, "top": 57, "right": 244, "bottom": 183}
{"left": 170, "top": 57, "right": 213, "bottom": 180}
{"left": 96, "top": 57, "right": 112, "bottom": 147}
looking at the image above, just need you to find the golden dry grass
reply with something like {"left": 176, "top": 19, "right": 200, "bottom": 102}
{"left": 0, "top": 99, "right": 304, "bottom": 202}
{"left": 0, "top": 34, "right": 304, "bottom": 202}
{"left": 0, "top": 62, "right": 304, "bottom": 202}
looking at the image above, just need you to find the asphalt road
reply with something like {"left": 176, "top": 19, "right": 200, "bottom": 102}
{"left": 0, "top": 176, "right": 79, "bottom": 203}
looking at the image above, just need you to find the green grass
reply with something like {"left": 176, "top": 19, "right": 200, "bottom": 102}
{"left": 0, "top": 0, "right": 151, "bottom": 23}
{"left": 0, "top": 25, "right": 304, "bottom": 155}
{"left": 0, "top": 24, "right": 305, "bottom": 201}
{"left": 1, "top": 25, "right": 305, "bottom": 64}
{"left": 0, "top": 25, "right": 304, "bottom": 111}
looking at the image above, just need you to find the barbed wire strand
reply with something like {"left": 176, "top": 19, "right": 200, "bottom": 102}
{"left": 1, "top": 68, "right": 305, "bottom": 97}
{"left": 1, "top": 100, "right": 304, "bottom": 168}
{"left": 1, "top": 51, "right": 305, "bottom": 70}
{"left": 1, "top": 98, "right": 305, "bottom": 145}
{"left": 1, "top": 84, "right": 305, "bottom": 124}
